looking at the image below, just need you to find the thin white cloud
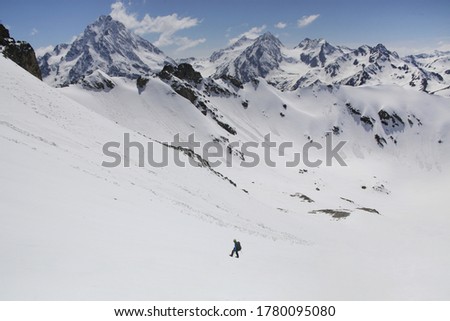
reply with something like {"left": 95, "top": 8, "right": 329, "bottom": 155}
{"left": 437, "top": 40, "right": 450, "bottom": 52}
{"left": 69, "top": 35, "right": 79, "bottom": 43}
{"left": 35, "top": 45, "right": 54, "bottom": 57}
{"left": 30, "top": 28, "right": 38, "bottom": 36}
{"left": 110, "top": 1, "right": 205, "bottom": 50}
{"left": 275, "top": 22, "right": 287, "bottom": 29}
{"left": 225, "top": 27, "right": 232, "bottom": 38}
{"left": 390, "top": 39, "right": 450, "bottom": 56}
{"left": 228, "top": 25, "right": 266, "bottom": 45}
{"left": 297, "top": 14, "right": 320, "bottom": 28}
{"left": 175, "top": 37, "right": 206, "bottom": 52}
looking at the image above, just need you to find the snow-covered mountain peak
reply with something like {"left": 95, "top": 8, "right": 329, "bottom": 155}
{"left": 296, "top": 37, "right": 327, "bottom": 50}
{"left": 209, "top": 36, "right": 254, "bottom": 63}
{"left": 254, "top": 32, "right": 283, "bottom": 47}
{"left": 370, "top": 43, "right": 399, "bottom": 60}
{"left": 295, "top": 38, "right": 342, "bottom": 68}
{"left": 188, "top": 33, "right": 450, "bottom": 96}
{"left": 247, "top": 32, "right": 284, "bottom": 60}
{"left": 229, "top": 36, "right": 252, "bottom": 49}
{"left": 213, "top": 32, "right": 284, "bottom": 82}
{"left": 78, "top": 15, "right": 141, "bottom": 48}
{"left": 372, "top": 43, "right": 390, "bottom": 54}
{"left": 38, "top": 15, "right": 173, "bottom": 86}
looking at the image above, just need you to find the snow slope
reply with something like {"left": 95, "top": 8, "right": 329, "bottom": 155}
{"left": 1, "top": 54, "right": 450, "bottom": 300}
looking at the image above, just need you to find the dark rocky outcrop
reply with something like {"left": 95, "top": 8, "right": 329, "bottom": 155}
{"left": 309, "top": 209, "right": 351, "bottom": 219}
{"left": 79, "top": 71, "right": 115, "bottom": 91}
{"left": 0, "top": 24, "right": 10, "bottom": 39}
{"left": 159, "top": 63, "right": 202, "bottom": 84}
{"left": 158, "top": 63, "right": 238, "bottom": 136}
{"left": 136, "top": 76, "right": 149, "bottom": 94}
{"left": 160, "top": 142, "right": 238, "bottom": 187}
{"left": 1, "top": 24, "right": 42, "bottom": 80}
{"left": 375, "top": 134, "right": 387, "bottom": 147}
{"left": 378, "top": 109, "right": 405, "bottom": 134}
{"left": 290, "top": 192, "right": 314, "bottom": 203}
{"left": 171, "top": 82, "right": 197, "bottom": 104}
{"left": 220, "top": 74, "right": 243, "bottom": 89}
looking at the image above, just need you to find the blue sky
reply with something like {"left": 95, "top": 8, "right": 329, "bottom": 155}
{"left": 2, "top": 0, "right": 450, "bottom": 58}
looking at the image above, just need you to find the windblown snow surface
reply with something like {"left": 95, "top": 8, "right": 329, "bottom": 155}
{"left": 1, "top": 55, "right": 450, "bottom": 300}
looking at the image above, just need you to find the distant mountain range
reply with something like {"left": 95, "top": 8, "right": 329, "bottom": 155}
{"left": 193, "top": 33, "right": 450, "bottom": 95}
{"left": 37, "top": 15, "right": 450, "bottom": 97}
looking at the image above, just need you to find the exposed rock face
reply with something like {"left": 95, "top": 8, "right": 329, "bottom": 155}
{"left": 157, "top": 63, "right": 238, "bottom": 135}
{"left": 0, "top": 24, "right": 10, "bottom": 39}
{"left": 0, "top": 24, "right": 42, "bottom": 80}
{"left": 297, "top": 38, "right": 343, "bottom": 68}
{"left": 162, "top": 63, "right": 203, "bottom": 84}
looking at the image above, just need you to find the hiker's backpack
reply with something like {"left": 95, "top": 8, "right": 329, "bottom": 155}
{"left": 236, "top": 241, "right": 242, "bottom": 251}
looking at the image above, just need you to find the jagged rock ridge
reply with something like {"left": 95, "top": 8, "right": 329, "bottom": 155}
{"left": 0, "top": 24, "right": 42, "bottom": 80}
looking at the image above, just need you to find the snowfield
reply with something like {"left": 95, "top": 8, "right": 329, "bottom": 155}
{"left": 1, "top": 54, "right": 450, "bottom": 300}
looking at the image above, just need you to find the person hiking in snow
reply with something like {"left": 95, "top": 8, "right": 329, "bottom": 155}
{"left": 230, "top": 239, "right": 241, "bottom": 258}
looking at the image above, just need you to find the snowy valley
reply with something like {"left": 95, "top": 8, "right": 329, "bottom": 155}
{"left": 1, "top": 14, "right": 450, "bottom": 300}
